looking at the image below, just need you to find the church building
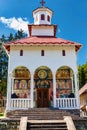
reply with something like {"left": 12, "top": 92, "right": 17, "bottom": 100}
{"left": 4, "top": 0, "right": 81, "bottom": 111}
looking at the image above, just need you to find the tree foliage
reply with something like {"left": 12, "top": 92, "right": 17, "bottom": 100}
{"left": 0, "top": 30, "right": 27, "bottom": 96}
{"left": 0, "top": 29, "right": 27, "bottom": 42}
{"left": 8, "top": 33, "right": 14, "bottom": 41}
{"left": 78, "top": 62, "right": 87, "bottom": 89}
{"left": 1, "top": 35, "right": 6, "bottom": 42}
{"left": 0, "top": 78, "right": 7, "bottom": 96}
{"left": 0, "top": 41, "right": 8, "bottom": 96}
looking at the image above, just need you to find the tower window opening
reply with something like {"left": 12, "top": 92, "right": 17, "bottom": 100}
{"left": 47, "top": 15, "right": 50, "bottom": 22}
{"left": 41, "top": 50, "right": 45, "bottom": 56}
{"left": 20, "top": 50, "right": 23, "bottom": 56}
{"left": 62, "top": 50, "right": 66, "bottom": 56}
{"left": 41, "top": 14, "right": 45, "bottom": 20}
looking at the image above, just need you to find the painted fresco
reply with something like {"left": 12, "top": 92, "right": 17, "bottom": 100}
{"left": 56, "top": 68, "right": 73, "bottom": 98}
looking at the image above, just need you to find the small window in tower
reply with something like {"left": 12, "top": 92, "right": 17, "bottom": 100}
{"left": 41, "top": 14, "right": 45, "bottom": 20}
{"left": 41, "top": 50, "right": 44, "bottom": 56}
{"left": 62, "top": 50, "right": 66, "bottom": 56}
{"left": 47, "top": 15, "right": 50, "bottom": 22}
{"left": 20, "top": 50, "right": 23, "bottom": 56}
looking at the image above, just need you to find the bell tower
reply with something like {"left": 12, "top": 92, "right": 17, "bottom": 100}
{"left": 33, "top": 0, "right": 53, "bottom": 25}
{"left": 28, "top": 0, "right": 57, "bottom": 37}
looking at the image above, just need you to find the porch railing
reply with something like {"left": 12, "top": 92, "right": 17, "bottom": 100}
{"left": 10, "top": 98, "right": 77, "bottom": 110}
{"left": 0, "top": 99, "right": 6, "bottom": 113}
{"left": 0, "top": 99, "right": 6, "bottom": 107}
{"left": 56, "top": 98, "right": 77, "bottom": 109}
{"left": 11, "top": 99, "right": 31, "bottom": 110}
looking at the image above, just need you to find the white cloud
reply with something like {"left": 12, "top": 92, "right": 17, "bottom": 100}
{"left": 0, "top": 17, "right": 29, "bottom": 34}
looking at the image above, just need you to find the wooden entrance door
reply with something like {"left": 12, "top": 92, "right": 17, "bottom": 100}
{"left": 37, "top": 88, "right": 49, "bottom": 108}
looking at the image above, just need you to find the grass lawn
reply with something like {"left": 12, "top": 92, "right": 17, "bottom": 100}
{"left": 0, "top": 113, "right": 4, "bottom": 118}
{"left": 0, "top": 113, "right": 4, "bottom": 116}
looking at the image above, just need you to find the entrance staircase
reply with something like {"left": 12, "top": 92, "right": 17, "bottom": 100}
{"left": 6, "top": 108, "right": 79, "bottom": 120}
{"left": 6, "top": 108, "right": 79, "bottom": 130}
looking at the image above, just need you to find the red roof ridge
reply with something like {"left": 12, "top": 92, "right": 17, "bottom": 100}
{"left": 4, "top": 36, "right": 81, "bottom": 45}
{"left": 3, "top": 36, "right": 82, "bottom": 54}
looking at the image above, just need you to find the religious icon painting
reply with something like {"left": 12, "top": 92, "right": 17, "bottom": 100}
{"left": 38, "top": 70, "right": 47, "bottom": 79}
{"left": 14, "top": 79, "right": 19, "bottom": 89}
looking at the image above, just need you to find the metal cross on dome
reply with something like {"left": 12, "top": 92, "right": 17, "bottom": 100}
{"left": 40, "top": 0, "right": 45, "bottom": 7}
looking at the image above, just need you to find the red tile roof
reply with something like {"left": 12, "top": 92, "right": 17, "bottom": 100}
{"left": 4, "top": 36, "right": 82, "bottom": 54}
{"left": 79, "top": 83, "right": 87, "bottom": 95}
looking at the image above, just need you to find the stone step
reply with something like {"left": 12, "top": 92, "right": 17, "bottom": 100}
{"left": 27, "top": 121, "right": 68, "bottom": 130}
{"left": 6, "top": 108, "right": 80, "bottom": 120}
{"left": 7, "top": 115, "right": 78, "bottom": 120}
{"left": 7, "top": 108, "right": 79, "bottom": 113}
{"left": 9, "top": 116, "right": 63, "bottom": 120}
{"left": 27, "top": 128, "right": 68, "bottom": 130}
{"left": 29, "top": 124, "right": 67, "bottom": 128}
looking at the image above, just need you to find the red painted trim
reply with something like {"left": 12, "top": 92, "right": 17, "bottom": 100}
{"left": 28, "top": 25, "right": 32, "bottom": 36}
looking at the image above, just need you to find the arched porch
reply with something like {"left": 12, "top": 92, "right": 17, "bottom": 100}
{"left": 7, "top": 66, "right": 31, "bottom": 110}
{"left": 55, "top": 66, "right": 79, "bottom": 109}
{"left": 6, "top": 65, "right": 79, "bottom": 110}
{"left": 33, "top": 66, "right": 53, "bottom": 108}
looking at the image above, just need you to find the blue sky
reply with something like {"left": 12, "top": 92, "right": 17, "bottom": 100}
{"left": 0, "top": 0, "right": 87, "bottom": 65}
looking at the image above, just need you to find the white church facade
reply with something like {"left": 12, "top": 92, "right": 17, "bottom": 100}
{"left": 4, "top": 1, "right": 81, "bottom": 111}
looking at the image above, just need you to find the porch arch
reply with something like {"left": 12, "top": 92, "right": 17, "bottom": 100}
{"left": 56, "top": 66, "right": 75, "bottom": 98}
{"left": 34, "top": 66, "right": 53, "bottom": 108}
{"left": 12, "top": 66, "right": 31, "bottom": 98}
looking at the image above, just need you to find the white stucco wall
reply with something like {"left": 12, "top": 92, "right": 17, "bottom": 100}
{"left": 6, "top": 44, "right": 80, "bottom": 110}
{"left": 32, "top": 26, "right": 54, "bottom": 36}
{"left": 8, "top": 45, "right": 78, "bottom": 74}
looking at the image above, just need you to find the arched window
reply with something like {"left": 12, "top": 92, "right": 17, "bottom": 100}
{"left": 41, "top": 14, "right": 45, "bottom": 20}
{"left": 47, "top": 15, "right": 50, "bottom": 22}
{"left": 62, "top": 50, "right": 66, "bottom": 56}
{"left": 41, "top": 50, "right": 44, "bottom": 56}
{"left": 20, "top": 50, "right": 23, "bottom": 56}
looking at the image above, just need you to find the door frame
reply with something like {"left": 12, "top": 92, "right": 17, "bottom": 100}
{"left": 37, "top": 88, "right": 49, "bottom": 108}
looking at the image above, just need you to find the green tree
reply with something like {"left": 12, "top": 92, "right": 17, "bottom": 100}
{"left": 1, "top": 35, "right": 6, "bottom": 42}
{"left": 0, "top": 41, "right": 8, "bottom": 96}
{"left": 17, "top": 29, "right": 27, "bottom": 39}
{"left": 78, "top": 63, "right": 87, "bottom": 89}
{"left": 78, "top": 66, "right": 86, "bottom": 88}
{"left": 13, "top": 29, "right": 27, "bottom": 40}
{"left": 0, "top": 78, "right": 7, "bottom": 96}
{"left": 8, "top": 33, "right": 14, "bottom": 41}
{"left": 82, "top": 62, "right": 87, "bottom": 81}
{"left": 14, "top": 32, "right": 18, "bottom": 40}
{"left": 17, "top": 29, "right": 23, "bottom": 39}
{"left": 0, "top": 30, "right": 27, "bottom": 96}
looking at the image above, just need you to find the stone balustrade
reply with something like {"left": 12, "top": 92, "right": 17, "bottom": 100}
{"left": 56, "top": 98, "right": 77, "bottom": 109}
{"left": 11, "top": 99, "right": 31, "bottom": 110}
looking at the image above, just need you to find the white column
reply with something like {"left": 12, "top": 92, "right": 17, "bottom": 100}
{"left": 53, "top": 72, "right": 56, "bottom": 108}
{"left": 74, "top": 72, "right": 80, "bottom": 109}
{"left": 6, "top": 72, "right": 12, "bottom": 110}
{"left": 11, "top": 77, "right": 14, "bottom": 94}
{"left": 30, "top": 72, "right": 34, "bottom": 108}
{"left": 71, "top": 77, "right": 74, "bottom": 93}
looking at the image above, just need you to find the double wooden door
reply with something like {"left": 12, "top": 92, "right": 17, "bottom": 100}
{"left": 37, "top": 88, "right": 49, "bottom": 108}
